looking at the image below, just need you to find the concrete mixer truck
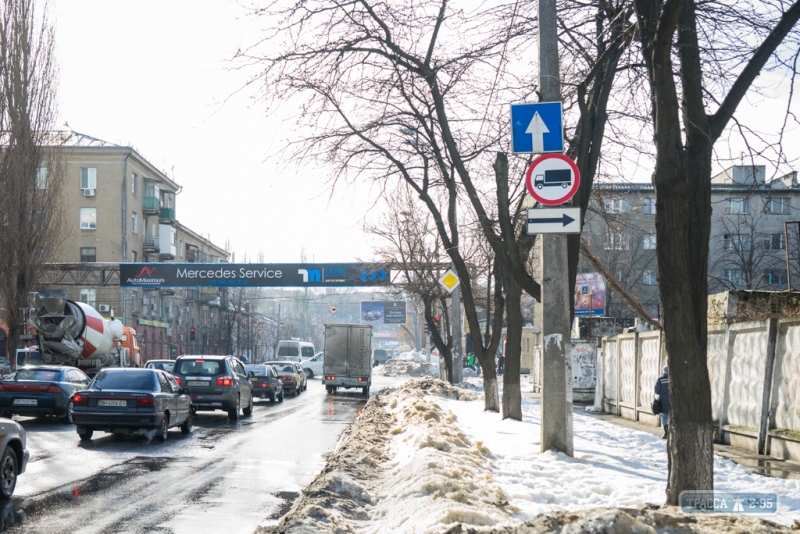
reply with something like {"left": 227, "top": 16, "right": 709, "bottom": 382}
{"left": 21, "top": 289, "right": 140, "bottom": 375}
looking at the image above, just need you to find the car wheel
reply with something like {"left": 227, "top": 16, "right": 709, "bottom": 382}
{"left": 181, "top": 413, "right": 192, "bottom": 435}
{"left": 77, "top": 428, "right": 93, "bottom": 441}
{"left": 278, "top": 391, "right": 284, "bottom": 402}
{"left": 243, "top": 394, "right": 253, "bottom": 417}
{"left": 305, "top": 368, "right": 313, "bottom": 379}
{"left": 60, "top": 401, "right": 74, "bottom": 424}
{"left": 228, "top": 395, "right": 240, "bottom": 421}
{"left": 0, "top": 447, "right": 17, "bottom": 500}
{"left": 269, "top": 393, "right": 276, "bottom": 403}
{"left": 157, "top": 416, "right": 169, "bottom": 442}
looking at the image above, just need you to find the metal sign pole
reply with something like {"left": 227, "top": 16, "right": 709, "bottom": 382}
{"left": 538, "top": 0, "right": 573, "bottom": 456}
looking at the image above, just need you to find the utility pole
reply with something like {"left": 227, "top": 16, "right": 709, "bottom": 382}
{"left": 451, "top": 266, "right": 463, "bottom": 383}
{"left": 538, "top": 0, "right": 573, "bottom": 456}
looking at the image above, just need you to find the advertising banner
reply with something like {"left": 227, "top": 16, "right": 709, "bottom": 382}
{"left": 119, "top": 263, "right": 391, "bottom": 288}
{"left": 360, "top": 301, "right": 407, "bottom": 324}
{"left": 574, "top": 273, "right": 605, "bottom": 316}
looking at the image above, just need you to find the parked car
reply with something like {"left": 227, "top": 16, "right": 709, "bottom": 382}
{"left": 301, "top": 352, "right": 324, "bottom": 379}
{"left": 243, "top": 364, "right": 284, "bottom": 403}
{"left": 70, "top": 368, "right": 191, "bottom": 441}
{"left": 0, "top": 366, "right": 91, "bottom": 423}
{"left": 372, "top": 349, "right": 390, "bottom": 366}
{"left": 172, "top": 356, "right": 253, "bottom": 420}
{"left": 144, "top": 360, "right": 175, "bottom": 373}
{"left": 0, "top": 418, "right": 29, "bottom": 499}
{"left": 270, "top": 361, "right": 306, "bottom": 396}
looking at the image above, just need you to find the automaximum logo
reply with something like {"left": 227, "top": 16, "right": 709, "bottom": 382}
{"left": 127, "top": 265, "right": 166, "bottom": 285}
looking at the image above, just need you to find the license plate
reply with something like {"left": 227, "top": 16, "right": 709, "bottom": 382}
{"left": 13, "top": 399, "right": 37, "bottom": 406}
{"left": 98, "top": 399, "right": 127, "bottom": 407}
{"left": 249, "top": 378, "right": 258, "bottom": 382}
{"left": 188, "top": 381, "right": 207, "bottom": 387}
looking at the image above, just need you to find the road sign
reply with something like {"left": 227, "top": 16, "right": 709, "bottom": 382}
{"left": 525, "top": 153, "right": 581, "bottom": 205}
{"left": 438, "top": 269, "right": 460, "bottom": 293}
{"left": 526, "top": 207, "right": 581, "bottom": 234}
{"left": 329, "top": 305, "right": 338, "bottom": 314}
{"left": 510, "top": 102, "right": 564, "bottom": 154}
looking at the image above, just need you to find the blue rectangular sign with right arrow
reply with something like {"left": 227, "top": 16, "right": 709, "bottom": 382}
{"left": 526, "top": 207, "right": 581, "bottom": 234}
{"left": 511, "top": 101, "right": 564, "bottom": 154}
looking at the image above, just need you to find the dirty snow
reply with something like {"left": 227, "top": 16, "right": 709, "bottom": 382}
{"left": 265, "top": 379, "right": 800, "bottom": 533}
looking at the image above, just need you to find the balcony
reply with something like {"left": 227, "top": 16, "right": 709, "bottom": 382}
{"left": 159, "top": 206, "right": 176, "bottom": 222}
{"left": 158, "top": 224, "right": 176, "bottom": 260}
{"left": 185, "top": 289, "right": 201, "bottom": 302}
{"left": 143, "top": 235, "right": 160, "bottom": 253}
{"left": 199, "top": 287, "right": 219, "bottom": 302}
{"left": 143, "top": 195, "right": 161, "bottom": 215}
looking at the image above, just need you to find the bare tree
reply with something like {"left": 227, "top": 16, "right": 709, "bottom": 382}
{"left": 0, "top": 0, "right": 64, "bottom": 356}
{"left": 632, "top": 0, "right": 800, "bottom": 504}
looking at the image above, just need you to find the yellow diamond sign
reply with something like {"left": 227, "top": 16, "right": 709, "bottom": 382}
{"left": 438, "top": 269, "right": 460, "bottom": 293}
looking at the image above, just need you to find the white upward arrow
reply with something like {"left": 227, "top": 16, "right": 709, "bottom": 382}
{"left": 526, "top": 111, "right": 549, "bottom": 153}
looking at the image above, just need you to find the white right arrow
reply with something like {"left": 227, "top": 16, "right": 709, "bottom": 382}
{"left": 526, "top": 111, "right": 549, "bottom": 153}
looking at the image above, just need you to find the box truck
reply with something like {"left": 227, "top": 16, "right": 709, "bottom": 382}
{"left": 322, "top": 324, "right": 373, "bottom": 396}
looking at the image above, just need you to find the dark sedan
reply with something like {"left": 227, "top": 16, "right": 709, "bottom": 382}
{"left": 71, "top": 368, "right": 192, "bottom": 442}
{"left": 0, "top": 366, "right": 91, "bottom": 423}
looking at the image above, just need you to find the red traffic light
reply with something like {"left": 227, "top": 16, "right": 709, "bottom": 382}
{"left": 190, "top": 327, "right": 196, "bottom": 333}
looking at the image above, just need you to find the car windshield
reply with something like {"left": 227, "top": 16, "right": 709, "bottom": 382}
{"left": 274, "top": 364, "right": 295, "bottom": 373}
{"left": 15, "top": 369, "right": 60, "bottom": 381}
{"left": 146, "top": 361, "right": 174, "bottom": 372}
{"left": 175, "top": 360, "right": 223, "bottom": 376}
{"left": 92, "top": 370, "right": 155, "bottom": 391}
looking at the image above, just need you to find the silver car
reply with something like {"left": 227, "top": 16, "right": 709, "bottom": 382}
{"left": 0, "top": 418, "right": 29, "bottom": 499}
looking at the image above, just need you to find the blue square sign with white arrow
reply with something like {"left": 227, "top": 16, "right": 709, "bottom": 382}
{"left": 510, "top": 102, "right": 564, "bottom": 154}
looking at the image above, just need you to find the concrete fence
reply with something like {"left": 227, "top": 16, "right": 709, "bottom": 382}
{"left": 596, "top": 320, "right": 800, "bottom": 462}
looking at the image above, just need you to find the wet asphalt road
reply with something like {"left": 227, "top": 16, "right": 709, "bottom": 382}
{"left": 2, "top": 376, "right": 403, "bottom": 534}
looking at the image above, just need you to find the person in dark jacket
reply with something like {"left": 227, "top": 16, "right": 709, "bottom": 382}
{"left": 654, "top": 365, "right": 669, "bottom": 438}
{"left": 497, "top": 354, "right": 505, "bottom": 375}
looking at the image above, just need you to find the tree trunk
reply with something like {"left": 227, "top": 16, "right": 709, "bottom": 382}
{"left": 502, "top": 269, "right": 523, "bottom": 420}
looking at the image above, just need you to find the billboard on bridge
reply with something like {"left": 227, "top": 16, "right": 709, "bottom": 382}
{"left": 119, "top": 263, "right": 391, "bottom": 288}
{"left": 360, "top": 301, "right": 407, "bottom": 324}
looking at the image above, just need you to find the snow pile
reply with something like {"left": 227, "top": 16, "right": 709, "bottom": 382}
{"left": 261, "top": 379, "right": 800, "bottom": 533}
{"left": 395, "top": 351, "right": 426, "bottom": 362}
{"left": 376, "top": 359, "right": 438, "bottom": 378}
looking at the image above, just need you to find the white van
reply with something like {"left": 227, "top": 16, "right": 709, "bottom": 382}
{"left": 275, "top": 340, "right": 315, "bottom": 362}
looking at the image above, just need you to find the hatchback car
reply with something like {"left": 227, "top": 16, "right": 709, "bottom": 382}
{"left": 71, "top": 368, "right": 191, "bottom": 442}
{"left": 172, "top": 356, "right": 253, "bottom": 420}
{"left": 144, "top": 360, "right": 175, "bottom": 373}
{"left": 0, "top": 419, "right": 28, "bottom": 499}
{"left": 270, "top": 361, "right": 307, "bottom": 396}
{"left": 244, "top": 364, "right": 284, "bottom": 403}
{"left": 0, "top": 366, "right": 91, "bottom": 423}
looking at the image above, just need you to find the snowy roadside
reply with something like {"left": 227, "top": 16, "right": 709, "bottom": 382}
{"left": 258, "top": 378, "right": 800, "bottom": 533}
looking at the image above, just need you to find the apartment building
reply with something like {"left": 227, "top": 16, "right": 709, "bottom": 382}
{"left": 580, "top": 165, "right": 800, "bottom": 321}
{"left": 36, "top": 131, "right": 241, "bottom": 361}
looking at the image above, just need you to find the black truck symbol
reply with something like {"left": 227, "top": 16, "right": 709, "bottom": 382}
{"left": 534, "top": 169, "right": 572, "bottom": 189}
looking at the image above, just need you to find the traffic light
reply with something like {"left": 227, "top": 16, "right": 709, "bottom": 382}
{"left": 424, "top": 324, "right": 430, "bottom": 336}
{"left": 433, "top": 315, "right": 440, "bottom": 331}
{"left": 190, "top": 327, "right": 196, "bottom": 341}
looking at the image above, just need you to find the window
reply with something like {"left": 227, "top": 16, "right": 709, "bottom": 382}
{"left": 131, "top": 250, "right": 137, "bottom": 262}
{"left": 79, "top": 208, "right": 97, "bottom": 230}
{"left": 132, "top": 212, "right": 138, "bottom": 234}
{"left": 647, "top": 304, "right": 660, "bottom": 319}
{"left": 642, "top": 270, "right": 658, "bottom": 285}
{"left": 179, "top": 240, "right": 183, "bottom": 258}
{"left": 723, "top": 198, "right": 749, "bottom": 215}
{"left": 723, "top": 269, "right": 746, "bottom": 285}
{"left": 36, "top": 168, "right": 47, "bottom": 189}
{"left": 79, "top": 289, "right": 96, "bottom": 308}
{"left": 131, "top": 290, "right": 137, "bottom": 312}
{"left": 80, "top": 247, "right": 96, "bottom": 262}
{"left": 132, "top": 173, "right": 138, "bottom": 195}
{"left": 765, "top": 198, "right": 790, "bottom": 215}
{"left": 80, "top": 167, "right": 97, "bottom": 190}
{"left": 764, "top": 269, "right": 788, "bottom": 286}
{"left": 604, "top": 231, "right": 630, "bottom": 250}
{"left": 643, "top": 198, "right": 656, "bottom": 215}
{"left": 764, "top": 233, "right": 785, "bottom": 251}
{"left": 643, "top": 234, "right": 656, "bottom": 250}
{"left": 603, "top": 197, "right": 630, "bottom": 214}
{"left": 723, "top": 234, "right": 751, "bottom": 251}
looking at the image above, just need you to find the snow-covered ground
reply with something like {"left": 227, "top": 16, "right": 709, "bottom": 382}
{"left": 265, "top": 378, "right": 800, "bottom": 533}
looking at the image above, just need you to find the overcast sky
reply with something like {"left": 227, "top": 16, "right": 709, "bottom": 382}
{"left": 51, "top": 1, "right": 800, "bottom": 264}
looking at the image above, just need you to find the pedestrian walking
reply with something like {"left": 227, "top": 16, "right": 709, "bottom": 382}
{"left": 654, "top": 365, "right": 669, "bottom": 438}
{"left": 497, "top": 354, "right": 505, "bottom": 375}
{"left": 467, "top": 353, "right": 476, "bottom": 371}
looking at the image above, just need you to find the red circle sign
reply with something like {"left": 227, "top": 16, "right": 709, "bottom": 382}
{"left": 525, "top": 153, "right": 581, "bottom": 205}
